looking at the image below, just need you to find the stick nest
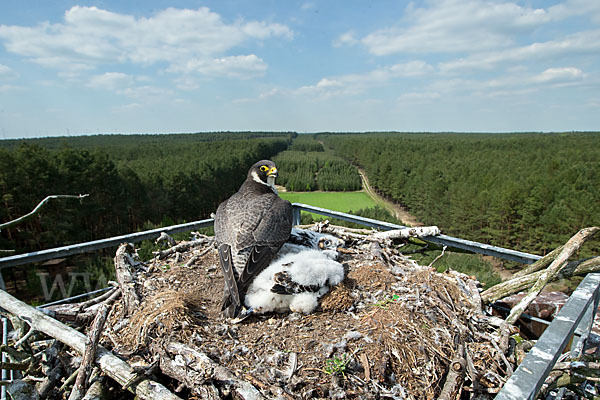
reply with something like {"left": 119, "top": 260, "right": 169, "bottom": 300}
{"left": 101, "top": 225, "right": 515, "bottom": 399}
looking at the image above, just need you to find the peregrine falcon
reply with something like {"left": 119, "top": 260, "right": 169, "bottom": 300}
{"left": 214, "top": 160, "right": 293, "bottom": 318}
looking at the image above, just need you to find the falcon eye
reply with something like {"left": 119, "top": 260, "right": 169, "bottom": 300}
{"left": 260, "top": 165, "right": 269, "bottom": 172}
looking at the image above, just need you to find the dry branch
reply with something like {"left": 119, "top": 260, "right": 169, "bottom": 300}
{"left": 81, "top": 379, "right": 108, "bottom": 400}
{"left": 512, "top": 245, "right": 564, "bottom": 278}
{"left": 154, "top": 341, "right": 266, "bottom": 400}
{"left": 0, "top": 289, "right": 182, "bottom": 400}
{"left": 438, "top": 345, "right": 465, "bottom": 400}
{"left": 368, "top": 226, "right": 440, "bottom": 241}
{"left": 482, "top": 256, "right": 600, "bottom": 304}
{"left": 505, "top": 226, "right": 599, "bottom": 325}
{"left": 0, "top": 194, "right": 89, "bottom": 231}
{"left": 114, "top": 243, "right": 140, "bottom": 316}
{"left": 68, "top": 303, "right": 110, "bottom": 400}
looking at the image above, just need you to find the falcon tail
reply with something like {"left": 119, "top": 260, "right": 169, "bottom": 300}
{"left": 218, "top": 244, "right": 242, "bottom": 318}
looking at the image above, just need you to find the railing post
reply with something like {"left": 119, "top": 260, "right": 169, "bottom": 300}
{"left": 495, "top": 273, "right": 600, "bottom": 400}
{"left": 292, "top": 207, "right": 301, "bottom": 226}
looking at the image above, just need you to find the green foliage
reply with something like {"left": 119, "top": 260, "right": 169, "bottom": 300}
{"left": 289, "top": 134, "right": 324, "bottom": 152}
{"left": 279, "top": 191, "right": 377, "bottom": 213}
{"left": 321, "top": 132, "right": 600, "bottom": 258}
{"left": 0, "top": 133, "right": 291, "bottom": 254}
{"left": 414, "top": 251, "right": 502, "bottom": 288}
{"left": 274, "top": 148, "right": 361, "bottom": 192}
{"left": 323, "top": 354, "right": 350, "bottom": 376}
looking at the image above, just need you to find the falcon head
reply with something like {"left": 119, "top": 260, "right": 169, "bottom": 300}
{"left": 249, "top": 160, "right": 278, "bottom": 189}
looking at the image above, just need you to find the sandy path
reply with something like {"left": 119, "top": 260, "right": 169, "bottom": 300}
{"left": 357, "top": 168, "right": 423, "bottom": 227}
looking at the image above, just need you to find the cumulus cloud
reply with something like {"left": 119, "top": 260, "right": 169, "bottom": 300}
{"left": 0, "top": 6, "right": 292, "bottom": 78}
{"left": 439, "top": 30, "right": 600, "bottom": 74}
{"left": 0, "top": 64, "right": 19, "bottom": 79}
{"left": 297, "top": 61, "right": 434, "bottom": 97}
{"left": 167, "top": 54, "right": 267, "bottom": 78}
{"left": 533, "top": 67, "right": 584, "bottom": 83}
{"left": 358, "top": 0, "right": 550, "bottom": 55}
{"left": 88, "top": 72, "right": 134, "bottom": 90}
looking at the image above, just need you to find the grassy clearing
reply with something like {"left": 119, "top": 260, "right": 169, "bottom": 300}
{"left": 280, "top": 191, "right": 377, "bottom": 213}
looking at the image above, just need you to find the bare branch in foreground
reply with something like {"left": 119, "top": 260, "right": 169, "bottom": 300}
{"left": 0, "top": 194, "right": 89, "bottom": 231}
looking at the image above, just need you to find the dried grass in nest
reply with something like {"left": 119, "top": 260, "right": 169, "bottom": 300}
{"left": 119, "top": 289, "right": 204, "bottom": 350}
{"left": 356, "top": 267, "right": 474, "bottom": 398}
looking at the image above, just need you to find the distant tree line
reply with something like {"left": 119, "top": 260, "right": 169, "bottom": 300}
{"left": 0, "top": 132, "right": 293, "bottom": 254}
{"left": 320, "top": 132, "right": 600, "bottom": 257}
{"left": 274, "top": 150, "right": 362, "bottom": 192}
{"left": 273, "top": 135, "right": 361, "bottom": 192}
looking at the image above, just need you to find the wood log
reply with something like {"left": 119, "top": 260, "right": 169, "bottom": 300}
{"left": 0, "top": 289, "right": 182, "bottom": 400}
{"left": 81, "top": 380, "right": 108, "bottom": 400}
{"left": 68, "top": 303, "right": 110, "bottom": 400}
{"left": 481, "top": 255, "right": 600, "bottom": 304}
{"left": 512, "top": 245, "right": 564, "bottom": 278}
{"left": 438, "top": 344, "right": 465, "bottom": 400}
{"left": 368, "top": 226, "right": 440, "bottom": 241}
{"left": 154, "top": 341, "right": 266, "bottom": 400}
{"left": 36, "top": 364, "right": 63, "bottom": 398}
{"left": 153, "top": 238, "right": 211, "bottom": 260}
{"left": 113, "top": 243, "right": 140, "bottom": 316}
{"left": 505, "top": 227, "right": 599, "bottom": 325}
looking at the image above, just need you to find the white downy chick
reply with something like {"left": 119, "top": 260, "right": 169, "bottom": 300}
{"left": 245, "top": 249, "right": 344, "bottom": 314}
{"left": 279, "top": 228, "right": 345, "bottom": 259}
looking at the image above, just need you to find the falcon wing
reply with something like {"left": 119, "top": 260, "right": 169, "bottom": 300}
{"left": 271, "top": 271, "right": 320, "bottom": 294}
{"left": 234, "top": 197, "right": 293, "bottom": 301}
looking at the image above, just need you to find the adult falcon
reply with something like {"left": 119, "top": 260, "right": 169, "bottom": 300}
{"left": 214, "top": 160, "right": 293, "bottom": 318}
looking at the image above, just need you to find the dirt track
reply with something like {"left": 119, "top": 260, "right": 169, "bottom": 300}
{"left": 357, "top": 168, "right": 423, "bottom": 227}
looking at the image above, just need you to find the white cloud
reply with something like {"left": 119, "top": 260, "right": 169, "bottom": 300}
{"left": 439, "top": 30, "right": 600, "bottom": 74}
{"left": 297, "top": 61, "right": 434, "bottom": 98}
{"left": 333, "top": 31, "right": 357, "bottom": 47}
{"left": 167, "top": 54, "right": 267, "bottom": 78}
{"left": 357, "top": 0, "right": 549, "bottom": 55}
{"left": 0, "top": 64, "right": 19, "bottom": 79}
{"left": 88, "top": 72, "right": 134, "bottom": 90}
{"left": 533, "top": 67, "right": 584, "bottom": 83}
{"left": 548, "top": 0, "right": 600, "bottom": 23}
{"left": 397, "top": 91, "right": 442, "bottom": 104}
{"left": 0, "top": 6, "right": 292, "bottom": 78}
{"left": 0, "top": 84, "right": 23, "bottom": 92}
{"left": 118, "top": 85, "right": 174, "bottom": 100}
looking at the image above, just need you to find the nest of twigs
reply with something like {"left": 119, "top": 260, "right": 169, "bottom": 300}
{"left": 95, "top": 223, "right": 514, "bottom": 400}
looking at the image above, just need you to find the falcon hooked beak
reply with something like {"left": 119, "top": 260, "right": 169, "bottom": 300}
{"left": 266, "top": 167, "right": 278, "bottom": 177}
{"left": 266, "top": 167, "right": 278, "bottom": 190}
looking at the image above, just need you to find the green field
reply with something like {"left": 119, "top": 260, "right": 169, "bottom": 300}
{"left": 280, "top": 191, "right": 376, "bottom": 213}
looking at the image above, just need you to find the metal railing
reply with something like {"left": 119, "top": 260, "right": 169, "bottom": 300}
{"left": 495, "top": 272, "right": 600, "bottom": 400}
{"left": 0, "top": 203, "right": 540, "bottom": 273}
{"left": 1, "top": 204, "right": 597, "bottom": 400}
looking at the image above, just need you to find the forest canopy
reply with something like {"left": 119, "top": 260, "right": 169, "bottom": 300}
{"left": 319, "top": 131, "right": 600, "bottom": 257}
{"left": 0, "top": 132, "right": 294, "bottom": 254}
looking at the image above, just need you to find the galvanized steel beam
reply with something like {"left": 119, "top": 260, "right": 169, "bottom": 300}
{"left": 0, "top": 219, "right": 214, "bottom": 269}
{"left": 495, "top": 273, "right": 600, "bottom": 400}
{"left": 292, "top": 203, "right": 541, "bottom": 264}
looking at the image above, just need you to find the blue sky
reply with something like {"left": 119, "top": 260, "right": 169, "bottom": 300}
{"left": 1, "top": 0, "right": 599, "bottom": 138}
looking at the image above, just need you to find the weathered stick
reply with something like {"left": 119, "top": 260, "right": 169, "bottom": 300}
{"left": 368, "top": 226, "right": 440, "bottom": 241}
{"left": 482, "top": 255, "right": 600, "bottom": 304}
{"left": 81, "top": 379, "right": 108, "bottom": 400}
{"left": 153, "top": 238, "right": 210, "bottom": 260}
{"left": 0, "top": 290, "right": 182, "bottom": 400}
{"left": 505, "top": 227, "right": 599, "bottom": 325}
{"left": 0, "top": 194, "right": 89, "bottom": 231}
{"left": 114, "top": 243, "right": 140, "bottom": 316}
{"left": 154, "top": 341, "right": 266, "bottom": 400}
{"left": 512, "top": 245, "right": 564, "bottom": 278}
{"left": 438, "top": 344, "right": 466, "bottom": 400}
{"left": 68, "top": 303, "right": 110, "bottom": 400}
